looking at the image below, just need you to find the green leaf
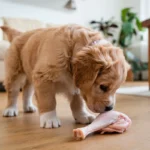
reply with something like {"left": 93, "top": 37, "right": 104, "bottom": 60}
{"left": 110, "top": 24, "right": 118, "bottom": 28}
{"left": 128, "top": 12, "right": 137, "bottom": 22}
{"left": 121, "top": 7, "right": 132, "bottom": 22}
{"left": 131, "top": 61, "right": 141, "bottom": 71}
{"left": 141, "top": 63, "right": 148, "bottom": 70}
{"left": 135, "top": 17, "right": 143, "bottom": 31}
{"left": 118, "top": 22, "right": 134, "bottom": 47}
{"left": 122, "top": 22, "right": 133, "bottom": 33}
{"left": 119, "top": 7, "right": 146, "bottom": 49}
{"left": 90, "top": 20, "right": 101, "bottom": 24}
{"left": 107, "top": 32, "right": 113, "bottom": 36}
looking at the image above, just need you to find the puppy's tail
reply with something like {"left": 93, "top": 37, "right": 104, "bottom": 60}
{"left": 0, "top": 26, "right": 22, "bottom": 42}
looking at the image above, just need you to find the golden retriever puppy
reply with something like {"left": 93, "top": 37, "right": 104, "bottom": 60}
{"left": 1, "top": 24, "right": 129, "bottom": 128}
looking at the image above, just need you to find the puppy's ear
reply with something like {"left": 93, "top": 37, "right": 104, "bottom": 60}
{"left": 72, "top": 49, "right": 105, "bottom": 87}
{"left": 0, "top": 26, "right": 22, "bottom": 42}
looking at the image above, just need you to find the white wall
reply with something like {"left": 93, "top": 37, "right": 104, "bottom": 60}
{"left": 0, "top": 0, "right": 123, "bottom": 26}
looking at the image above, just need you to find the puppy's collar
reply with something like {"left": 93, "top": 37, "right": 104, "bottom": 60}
{"left": 90, "top": 39, "right": 110, "bottom": 46}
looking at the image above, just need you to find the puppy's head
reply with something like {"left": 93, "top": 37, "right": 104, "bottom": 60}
{"left": 73, "top": 45, "right": 130, "bottom": 113}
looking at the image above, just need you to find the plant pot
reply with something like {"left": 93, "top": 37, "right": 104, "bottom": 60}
{"left": 126, "top": 68, "right": 134, "bottom": 81}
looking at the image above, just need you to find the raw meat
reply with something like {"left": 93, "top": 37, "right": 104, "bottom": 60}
{"left": 73, "top": 111, "right": 131, "bottom": 140}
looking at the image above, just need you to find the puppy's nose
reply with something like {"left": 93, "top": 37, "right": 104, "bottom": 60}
{"left": 105, "top": 105, "right": 113, "bottom": 111}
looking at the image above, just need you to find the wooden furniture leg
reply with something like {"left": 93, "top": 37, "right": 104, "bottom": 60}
{"left": 142, "top": 19, "right": 150, "bottom": 90}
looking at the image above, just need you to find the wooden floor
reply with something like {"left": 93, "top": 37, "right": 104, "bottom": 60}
{"left": 0, "top": 82, "right": 150, "bottom": 150}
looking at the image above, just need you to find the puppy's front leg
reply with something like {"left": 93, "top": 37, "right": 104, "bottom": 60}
{"left": 34, "top": 81, "right": 61, "bottom": 129}
{"left": 70, "top": 94, "right": 95, "bottom": 124}
{"left": 23, "top": 81, "right": 37, "bottom": 113}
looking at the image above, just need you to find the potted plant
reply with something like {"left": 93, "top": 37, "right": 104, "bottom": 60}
{"left": 118, "top": 7, "right": 147, "bottom": 80}
{"left": 90, "top": 8, "right": 147, "bottom": 80}
{"left": 90, "top": 17, "right": 118, "bottom": 44}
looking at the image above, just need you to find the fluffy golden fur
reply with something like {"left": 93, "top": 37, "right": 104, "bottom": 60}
{"left": 1, "top": 24, "right": 129, "bottom": 128}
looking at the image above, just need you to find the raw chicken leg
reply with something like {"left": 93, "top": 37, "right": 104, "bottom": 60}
{"left": 73, "top": 111, "right": 131, "bottom": 140}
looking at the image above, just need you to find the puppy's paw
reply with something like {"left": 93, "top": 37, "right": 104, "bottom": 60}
{"left": 3, "top": 106, "right": 18, "bottom": 117}
{"left": 74, "top": 111, "right": 95, "bottom": 124}
{"left": 24, "top": 104, "right": 37, "bottom": 113}
{"left": 40, "top": 110, "right": 61, "bottom": 128}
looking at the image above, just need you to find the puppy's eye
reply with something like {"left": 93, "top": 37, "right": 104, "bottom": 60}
{"left": 100, "top": 85, "right": 108, "bottom": 92}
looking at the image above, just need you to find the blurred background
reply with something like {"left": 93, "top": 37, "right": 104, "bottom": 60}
{"left": 0, "top": 0, "right": 149, "bottom": 91}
